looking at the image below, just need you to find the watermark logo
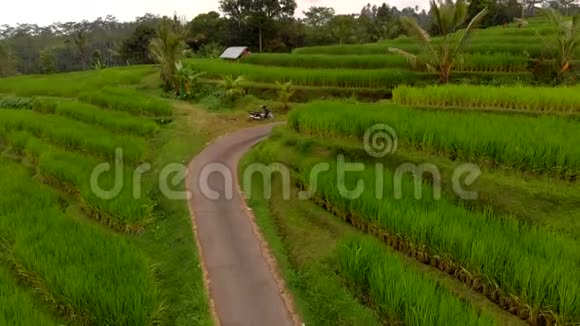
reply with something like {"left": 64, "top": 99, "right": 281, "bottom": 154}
{"left": 364, "top": 124, "right": 398, "bottom": 158}
{"left": 89, "top": 124, "right": 481, "bottom": 202}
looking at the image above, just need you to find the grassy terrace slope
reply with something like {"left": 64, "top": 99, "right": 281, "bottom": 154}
{"left": 242, "top": 148, "right": 522, "bottom": 326}
{"left": 393, "top": 85, "right": 580, "bottom": 112}
{"left": 242, "top": 53, "right": 530, "bottom": 72}
{"left": 289, "top": 101, "right": 580, "bottom": 177}
{"left": 0, "top": 161, "right": 157, "bottom": 324}
{"left": 0, "top": 67, "right": 212, "bottom": 325}
{"left": 247, "top": 120, "right": 580, "bottom": 324}
{"left": 0, "top": 66, "right": 155, "bottom": 97}
{"left": 292, "top": 18, "right": 578, "bottom": 57}
{"left": 187, "top": 58, "right": 531, "bottom": 90}
{"left": 185, "top": 19, "right": 576, "bottom": 99}
{"left": 0, "top": 258, "right": 62, "bottom": 325}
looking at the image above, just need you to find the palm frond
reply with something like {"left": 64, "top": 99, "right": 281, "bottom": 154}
{"left": 453, "top": 8, "right": 488, "bottom": 56}
{"left": 452, "top": 0, "right": 468, "bottom": 29}
{"left": 388, "top": 47, "right": 420, "bottom": 68}
{"left": 399, "top": 18, "right": 439, "bottom": 59}
{"left": 430, "top": 0, "right": 444, "bottom": 35}
{"left": 401, "top": 17, "right": 430, "bottom": 45}
{"left": 388, "top": 47, "right": 436, "bottom": 72}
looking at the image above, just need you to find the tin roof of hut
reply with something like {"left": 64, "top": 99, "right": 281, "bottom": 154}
{"left": 220, "top": 47, "right": 249, "bottom": 59}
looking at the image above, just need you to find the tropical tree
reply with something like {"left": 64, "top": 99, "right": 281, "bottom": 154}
{"left": 119, "top": 24, "right": 156, "bottom": 64}
{"left": 189, "top": 11, "right": 227, "bottom": 50}
{"left": 72, "top": 29, "right": 90, "bottom": 70}
{"left": 276, "top": 81, "right": 294, "bottom": 110}
{"left": 219, "top": 0, "right": 297, "bottom": 52}
{"left": 389, "top": 0, "right": 488, "bottom": 83}
{"left": 0, "top": 43, "right": 18, "bottom": 77}
{"left": 302, "top": 6, "right": 336, "bottom": 45}
{"left": 329, "top": 15, "right": 364, "bottom": 44}
{"left": 149, "top": 18, "right": 186, "bottom": 93}
{"left": 538, "top": 9, "right": 579, "bottom": 77}
{"left": 39, "top": 48, "right": 57, "bottom": 74}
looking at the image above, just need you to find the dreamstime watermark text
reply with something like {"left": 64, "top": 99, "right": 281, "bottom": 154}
{"left": 90, "top": 124, "right": 481, "bottom": 202}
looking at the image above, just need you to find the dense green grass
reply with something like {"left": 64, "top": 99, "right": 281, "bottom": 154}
{"left": 0, "top": 74, "right": 212, "bottom": 325}
{"left": 292, "top": 41, "right": 556, "bottom": 56}
{"left": 0, "top": 129, "right": 153, "bottom": 230}
{"left": 252, "top": 133, "right": 580, "bottom": 324}
{"left": 0, "top": 265, "right": 61, "bottom": 325}
{"left": 337, "top": 238, "right": 496, "bottom": 326}
{"left": 240, "top": 162, "right": 383, "bottom": 326}
{"left": 0, "top": 66, "right": 155, "bottom": 97}
{"left": 272, "top": 127, "right": 580, "bottom": 238}
{"left": 288, "top": 102, "right": 580, "bottom": 176}
{"left": 0, "top": 159, "right": 158, "bottom": 325}
{"left": 393, "top": 85, "right": 580, "bottom": 112}
{"left": 137, "top": 102, "right": 216, "bottom": 325}
{"left": 242, "top": 53, "right": 529, "bottom": 72}
{"left": 242, "top": 152, "right": 515, "bottom": 326}
{"left": 0, "top": 95, "right": 34, "bottom": 109}
{"left": 189, "top": 59, "right": 531, "bottom": 88}
{"left": 189, "top": 59, "right": 423, "bottom": 88}
{"left": 33, "top": 99, "right": 160, "bottom": 136}
{"left": 79, "top": 86, "right": 172, "bottom": 117}
{"left": 309, "top": 161, "right": 580, "bottom": 324}
{"left": 242, "top": 53, "right": 410, "bottom": 69}
{"left": 453, "top": 54, "right": 530, "bottom": 72}
{"left": 0, "top": 110, "right": 147, "bottom": 164}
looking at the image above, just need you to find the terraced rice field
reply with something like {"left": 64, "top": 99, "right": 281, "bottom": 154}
{"left": 0, "top": 67, "right": 210, "bottom": 324}
{"left": 292, "top": 19, "right": 576, "bottom": 57}
{"left": 241, "top": 53, "right": 529, "bottom": 72}
{"left": 1, "top": 13, "right": 578, "bottom": 325}
{"left": 393, "top": 85, "right": 580, "bottom": 112}
{"left": 243, "top": 86, "right": 580, "bottom": 325}
{"left": 186, "top": 18, "right": 576, "bottom": 97}
{"left": 288, "top": 101, "right": 580, "bottom": 176}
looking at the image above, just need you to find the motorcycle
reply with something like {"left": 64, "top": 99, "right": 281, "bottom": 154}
{"left": 249, "top": 105, "right": 274, "bottom": 121}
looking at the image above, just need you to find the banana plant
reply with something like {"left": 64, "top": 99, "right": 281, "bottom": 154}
{"left": 222, "top": 75, "right": 246, "bottom": 99}
{"left": 175, "top": 62, "right": 206, "bottom": 99}
{"left": 388, "top": 0, "right": 487, "bottom": 84}
{"left": 276, "top": 81, "right": 295, "bottom": 110}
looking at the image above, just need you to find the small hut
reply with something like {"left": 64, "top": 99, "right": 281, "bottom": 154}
{"left": 220, "top": 47, "right": 251, "bottom": 61}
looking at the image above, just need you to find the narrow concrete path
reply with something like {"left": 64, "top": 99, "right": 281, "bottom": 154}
{"left": 186, "top": 123, "right": 297, "bottom": 326}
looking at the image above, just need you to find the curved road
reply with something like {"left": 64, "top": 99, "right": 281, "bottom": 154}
{"left": 186, "top": 123, "right": 298, "bottom": 326}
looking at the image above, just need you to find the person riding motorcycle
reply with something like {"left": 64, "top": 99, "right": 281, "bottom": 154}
{"left": 249, "top": 105, "right": 274, "bottom": 120}
{"left": 261, "top": 105, "right": 271, "bottom": 117}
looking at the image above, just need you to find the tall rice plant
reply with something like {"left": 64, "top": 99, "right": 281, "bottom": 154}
{"left": 337, "top": 238, "right": 497, "bottom": 326}
{"left": 393, "top": 84, "right": 580, "bottom": 112}
{"left": 0, "top": 160, "right": 158, "bottom": 324}
{"left": 288, "top": 101, "right": 580, "bottom": 177}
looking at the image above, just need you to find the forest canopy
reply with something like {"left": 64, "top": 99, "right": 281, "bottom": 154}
{"left": 1, "top": 0, "right": 578, "bottom": 76}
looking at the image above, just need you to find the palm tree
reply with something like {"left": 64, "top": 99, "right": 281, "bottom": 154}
{"left": 72, "top": 29, "right": 90, "bottom": 70}
{"left": 149, "top": 18, "right": 186, "bottom": 92}
{"left": 539, "top": 9, "right": 579, "bottom": 78}
{"left": 389, "top": 0, "right": 487, "bottom": 84}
